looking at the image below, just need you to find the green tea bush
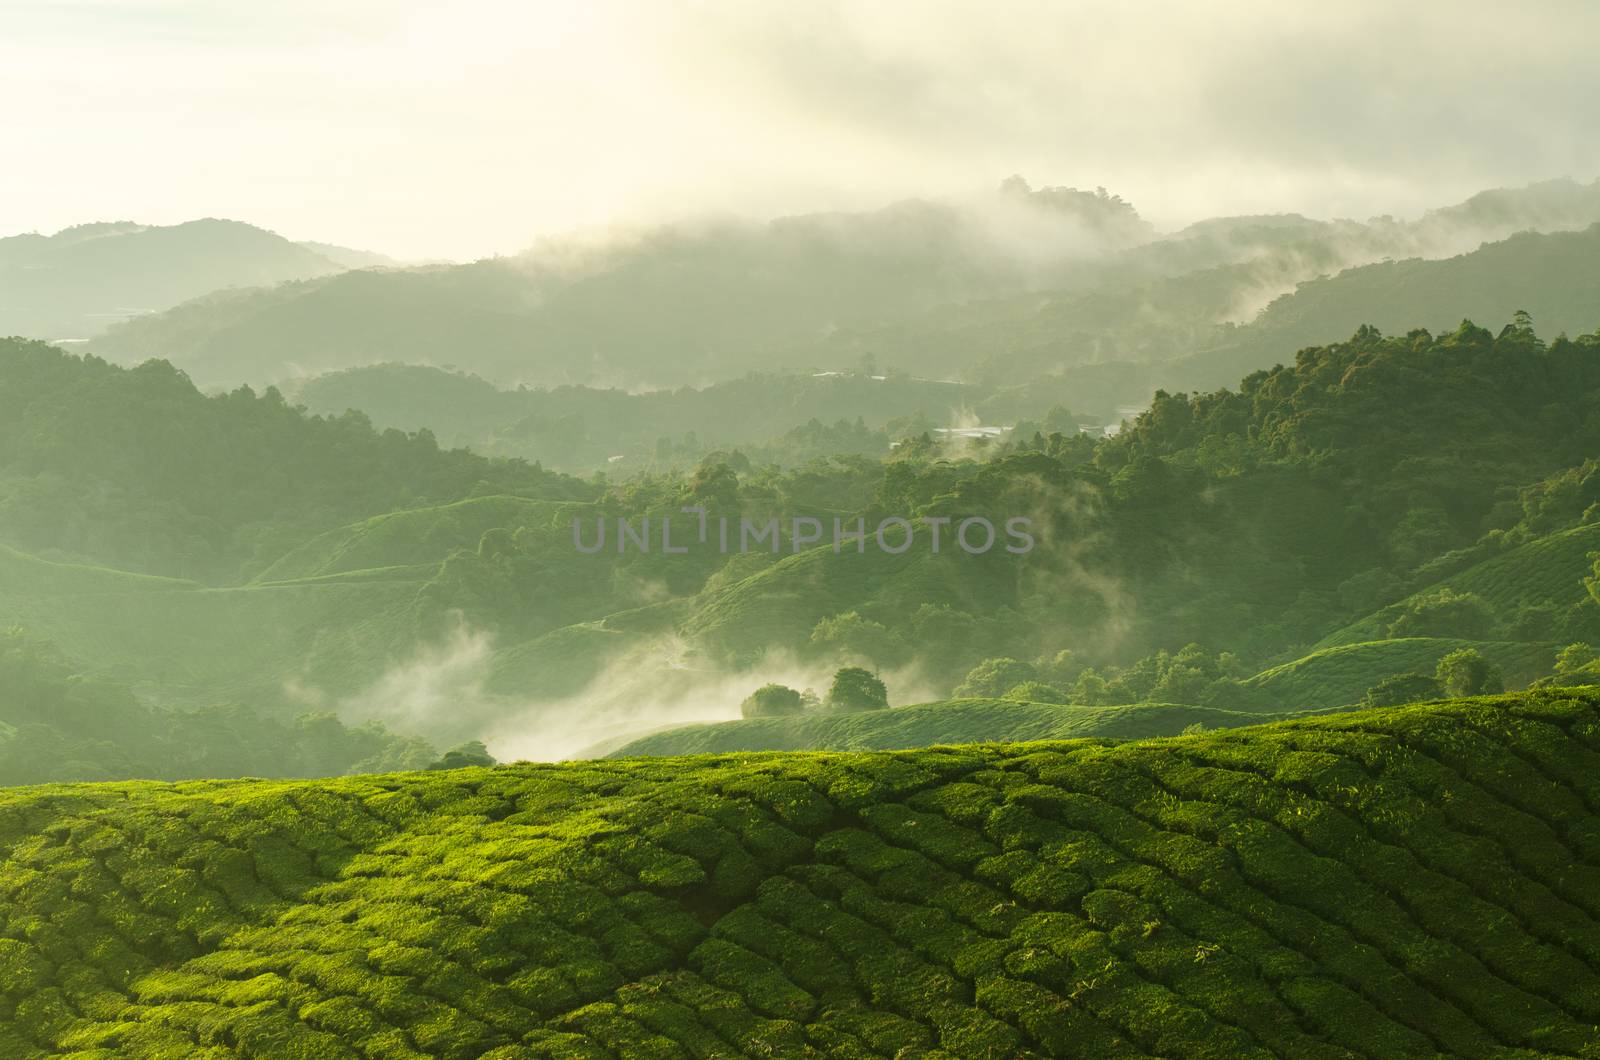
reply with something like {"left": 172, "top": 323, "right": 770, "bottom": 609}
{"left": 0, "top": 691, "right": 1597, "bottom": 1055}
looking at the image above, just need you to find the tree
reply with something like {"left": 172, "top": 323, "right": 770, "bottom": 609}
{"left": 427, "top": 741, "right": 497, "bottom": 770}
{"left": 1434, "top": 649, "right": 1504, "bottom": 698}
{"left": 1386, "top": 589, "right": 1496, "bottom": 640}
{"left": 1556, "top": 642, "right": 1597, "bottom": 676}
{"left": 909, "top": 605, "right": 984, "bottom": 684}
{"left": 826, "top": 667, "right": 888, "bottom": 712}
{"left": 809, "top": 611, "right": 908, "bottom": 670}
{"left": 1070, "top": 669, "right": 1110, "bottom": 705}
{"left": 1363, "top": 673, "right": 1443, "bottom": 708}
{"left": 1151, "top": 664, "right": 1212, "bottom": 705}
{"left": 1045, "top": 649, "right": 1082, "bottom": 684}
{"left": 953, "top": 658, "right": 1037, "bottom": 699}
{"left": 740, "top": 683, "right": 805, "bottom": 719}
{"left": 1003, "top": 681, "right": 1068, "bottom": 704}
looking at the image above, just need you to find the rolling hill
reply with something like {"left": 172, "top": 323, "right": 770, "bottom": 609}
{"left": 251, "top": 496, "right": 576, "bottom": 584}
{"left": 2, "top": 691, "right": 1599, "bottom": 1056}
{"left": 1243, "top": 638, "right": 1555, "bottom": 711}
{"left": 604, "top": 698, "right": 1323, "bottom": 757}
{"left": 1318, "top": 521, "right": 1600, "bottom": 650}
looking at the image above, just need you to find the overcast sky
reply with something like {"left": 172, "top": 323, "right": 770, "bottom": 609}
{"left": 3, "top": 0, "right": 1599, "bottom": 260}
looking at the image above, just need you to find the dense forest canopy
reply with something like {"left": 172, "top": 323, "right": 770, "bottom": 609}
{"left": 0, "top": 339, "right": 590, "bottom": 580}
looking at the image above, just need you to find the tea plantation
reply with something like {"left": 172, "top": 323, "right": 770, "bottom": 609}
{"left": 5, "top": 690, "right": 1600, "bottom": 1057}
{"left": 606, "top": 699, "right": 1312, "bottom": 757}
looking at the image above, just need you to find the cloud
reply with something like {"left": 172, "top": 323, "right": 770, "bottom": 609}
{"left": 4, "top": 0, "right": 1599, "bottom": 258}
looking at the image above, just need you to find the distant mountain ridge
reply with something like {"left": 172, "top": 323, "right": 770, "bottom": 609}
{"left": 0, "top": 218, "right": 386, "bottom": 340}
{"left": 82, "top": 177, "right": 1600, "bottom": 404}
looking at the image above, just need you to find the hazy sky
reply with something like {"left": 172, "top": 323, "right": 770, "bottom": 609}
{"left": 4, "top": 0, "right": 1599, "bottom": 260}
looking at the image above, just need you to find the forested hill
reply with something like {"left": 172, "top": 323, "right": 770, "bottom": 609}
{"left": 1110, "top": 314, "right": 1600, "bottom": 472}
{"left": 0, "top": 339, "right": 592, "bottom": 581}
{"left": 1167, "top": 223, "right": 1600, "bottom": 395}
{"left": 648, "top": 317, "right": 1600, "bottom": 689}
{"left": 2, "top": 690, "right": 1599, "bottom": 1056}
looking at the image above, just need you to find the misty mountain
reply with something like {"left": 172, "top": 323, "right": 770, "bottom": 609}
{"left": 85, "top": 181, "right": 1157, "bottom": 387}
{"left": 0, "top": 218, "right": 369, "bottom": 340}
{"left": 814, "top": 179, "right": 1600, "bottom": 386}
{"left": 293, "top": 240, "right": 400, "bottom": 270}
{"left": 87, "top": 178, "right": 1600, "bottom": 399}
{"left": 1164, "top": 222, "right": 1600, "bottom": 395}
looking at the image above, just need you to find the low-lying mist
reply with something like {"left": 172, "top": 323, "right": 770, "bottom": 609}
{"left": 328, "top": 620, "right": 948, "bottom": 763}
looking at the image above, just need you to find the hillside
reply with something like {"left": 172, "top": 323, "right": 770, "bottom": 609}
{"left": 1168, "top": 223, "right": 1600, "bottom": 396}
{"left": 605, "top": 699, "right": 1314, "bottom": 757}
{"left": 1318, "top": 521, "right": 1600, "bottom": 650}
{"left": 0, "top": 339, "right": 591, "bottom": 580}
{"left": 251, "top": 496, "right": 575, "bottom": 584}
{"left": 9, "top": 319, "right": 1600, "bottom": 761}
{"left": 0, "top": 219, "right": 354, "bottom": 340}
{"left": 1244, "top": 638, "right": 1554, "bottom": 711}
{"left": 1, "top": 692, "right": 1598, "bottom": 1055}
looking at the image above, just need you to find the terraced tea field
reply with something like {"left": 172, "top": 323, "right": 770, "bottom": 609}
{"left": 606, "top": 699, "right": 1306, "bottom": 757}
{"left": 4, "top": 690, "right": 1600, "bottom": 1057}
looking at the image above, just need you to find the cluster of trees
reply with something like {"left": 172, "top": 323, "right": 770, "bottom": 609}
{"left": 1363, "top": 647, "right": 1506, "bottom": 707}
{"left": 740, "top": 667, "right": 889, "bottom": 719}
{"left": 947, "top": 644, "right": 1265, "bottom": 709}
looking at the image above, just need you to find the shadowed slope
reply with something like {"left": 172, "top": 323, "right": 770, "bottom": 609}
{"left": 4, "top": 691, "right": 1600, "bottom": 1055}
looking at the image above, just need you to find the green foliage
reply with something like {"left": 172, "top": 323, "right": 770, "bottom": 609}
{"left": 1362, "top": 673, "right": 1443, "bottom": 708}
{"left": 0, "top": 340, "right": 590, "bottom": 581}
{"left": 1246, "top": 638, "right": 1547, "bottom": 711}
{"left": 1002, "top": 681, "right": 1069, "bottom": 704}
{"left": 1555, "top": 642, "right": 1597, "bottom": 676}
{"left": 429, "top": 741, "right": 497, "bottom": 771}
{"left": 1435, "top": 648, "right": 1505, "bottom": 697}
{"left": 288, "top": 366, "right": 1040, "bottom": 474}
{"left": 1385, "top": 588, "right": 1497, "bottom": 639}
{"left": 1071, "top": 645, "right": 1257, "bottom": 710}
{"left": 808, "top": 611, "right": 909, "bottom": 670}
{"left": 954, "top": 658, "right": 1038, "bottom": 699}
{"left": 1, "top": 692, "right": 1599, "bottom": 1055}
{"left": 740, "top": 684, "right": 806, "bottom": 719}
{"left": 611, "top": 700, "right": 1314, "bottom": 757}
{"left": 825, "top": 667, "right": 889, "bottom": 713}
